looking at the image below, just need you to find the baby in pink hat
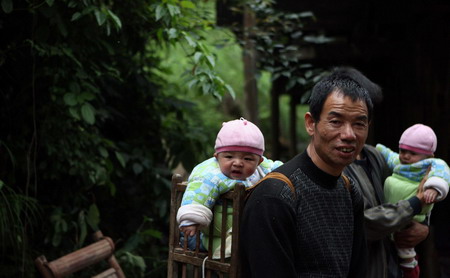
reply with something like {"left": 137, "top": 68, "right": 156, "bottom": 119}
{"left": 176, "top": 118, "right": 283, "bottom": 256}
{"left": 376, "top": 123, "right": 450, "bottom": 275}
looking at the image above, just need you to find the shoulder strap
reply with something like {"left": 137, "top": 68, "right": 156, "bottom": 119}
{"left": 246, "top": 172, "right": 350, "bottom": 201}
{"left": 341, "top": 174, "right": 351, "bottom": 192}
{"left": 245, "top": 172, "right": 295, "bottom": 201}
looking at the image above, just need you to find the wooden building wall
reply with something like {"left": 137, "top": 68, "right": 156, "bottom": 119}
{"left": 274, "top": 0, "right": 450, "bottom": 161}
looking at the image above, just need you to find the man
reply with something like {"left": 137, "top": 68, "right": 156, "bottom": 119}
{"left": 342, "top": 68, "right": 429, "bottom": 278}
{"left": 240, "top": 67, "right": 371, "bottom": 277}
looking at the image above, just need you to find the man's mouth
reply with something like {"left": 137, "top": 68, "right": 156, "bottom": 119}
{"left": 338, "top": 147, "right": 354, "bottom": 153}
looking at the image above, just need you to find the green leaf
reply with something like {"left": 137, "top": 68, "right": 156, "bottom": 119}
{"left": 71, "top": 12, "right": 82, "bottom": 21}
{"left": 180, "top": 1, "right": 195, "bottom": 9}
{"left": 133, "top": 163, "right": 143, "bottom": 174}
{"left": 115, "top": 151, "right": 126, "bottom": 167}
{"left": 121, "top": 252, "right": 146, "bottom": 270}
{"left": 79, "top": 92, "right": 95, "bottom": 102}
{"left": 99, "top": 146, "right": 108, "bottom": 158}
{"left": 63, "top": 93, "right": 78, "bottom": 106}
{"left": 205, "top": 54, "right": 215, "bottom": 68}
{"left": 0, "top": 180, "right": 4, "bottom": 191}
{"left": 155, "top": 5, "right": 165, "bottom": 21}
{"left": 95, "top": 9, "right": 107, "bottom": 26}
{"left": 81, "top": 103, "right": 96, "bottom": 125}
{"left": 187, "top": 78, "right": 198, "bottom": 89}
{"left": 166, "top": 4, "right": 180, "bottom": 17}
{"left": 52, "top": 234, "right": 61, "bottom": 247}
{"left": 69, "top": 107, "right": 80, "bottom": 120}
{"left": 46, "top": 0, "right": 54, "bottom": 7}
{"left": 78, "top": 211, "right": 87, "bottom": 247}
{"left": 202, "top": 82, "right": 211, "bottom": 94}
{"left": 107, "top": 9, "right": 122, "bottom": 29}
{"left": 184, "top": 34, "right": 197, "bottom": 47}
{"left": 108, "top": 183, "right": 116, "bottom": 196}
{"left": 193, "top": 52, "right": 202, "bottom": 64}
{"left": 224, "top": 84, "right": 236, "bottom": 99}
{"left": 299, "top": 11, "right": 314, "bottom": 18}
{"left": 62, "top": 220, "right": 68, "bottom": 232}
{"left": 69, "top": 82, "right": 80, "bottom": 94}
{"left": 142, "top": 228, "right": 163, "bottom": 239}
{"left": 1, "top": 0, "right": 12, "bottom": 13}
{"left": 86, "top": 204, "right": 100, "bottom": 231}
{"left": 167, "top": 28, "right": 178, "bottom": 39}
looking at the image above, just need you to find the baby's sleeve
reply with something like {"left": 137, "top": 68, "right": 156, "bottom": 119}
{"left": 375, "top": 144, "right": 400, "bottom": 170}
{"left": 259, "top": 156, "right": 284, "bottom": 174}
{"left": 423, "top": 158, "right": 450, "bottom": 201}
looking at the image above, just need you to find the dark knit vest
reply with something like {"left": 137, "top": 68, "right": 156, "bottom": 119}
{"left": 291, "top": 167, "right": 354, "bottom": 277}
{"left": 274, "top": 151, "right": 360, "bottom": 277}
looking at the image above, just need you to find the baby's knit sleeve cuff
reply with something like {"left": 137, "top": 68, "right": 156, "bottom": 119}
{"left": 177, "top": 204, "right": 213, "bottom": 229}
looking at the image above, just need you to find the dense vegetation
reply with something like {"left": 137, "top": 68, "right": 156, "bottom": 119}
{"left": 0, "top": 0, "right": 317, "bottom": 276}
{"left": 0, "top": 0, "right": 230, "bottom": 276}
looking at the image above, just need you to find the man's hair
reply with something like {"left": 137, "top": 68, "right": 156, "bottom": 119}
{"left": 309, "top": 67, "right": 380, "bottom": 122}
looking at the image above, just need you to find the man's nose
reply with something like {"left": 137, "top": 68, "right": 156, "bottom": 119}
{"left": 341, "top": 123, "right": 356, "bottom": 140}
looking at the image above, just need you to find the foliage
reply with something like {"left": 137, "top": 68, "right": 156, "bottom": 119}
{"left": 0, "top": 181, "right": 40, "bottom": 275}
{"left": 0, "top": 0, "right": 328, "bottom": 276}
{"left": 0, "top": 0, "right": 235, "bottom": 277}
{"left": 151, "top": 0, "right": 235, "bottom": 100}
{"left": 218, "top": 0, "right": 330, "bottom": 101}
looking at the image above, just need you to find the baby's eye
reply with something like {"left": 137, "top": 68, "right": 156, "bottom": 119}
{"left": 224, "top": 155, "right": 233, "bottom": 159}
{"left": 244, "top": 157, "right": 255, "bottom": 161}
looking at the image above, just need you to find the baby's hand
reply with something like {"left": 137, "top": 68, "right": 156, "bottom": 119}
{"left": 423, "top": 188, "right": 439, "bottom": 204}
{"left": 180, "top": 224, "right": 199, "bottom": 237}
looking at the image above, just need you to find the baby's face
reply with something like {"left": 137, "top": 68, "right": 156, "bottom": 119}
{"left": 399, "top": 148, "right": 431, "bottom": 164}
{"left": 215, "top": 151, "right": 263, "bottom": 180}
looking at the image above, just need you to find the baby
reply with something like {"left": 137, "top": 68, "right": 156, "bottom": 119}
{"left": 376, "top": 123, "right": 450, "bottom": 275}
{"left": 176, "top": 118, "right": 282, "bottom": 257}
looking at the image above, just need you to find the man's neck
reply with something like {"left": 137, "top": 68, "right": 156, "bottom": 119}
{"left": 306, "top": 144, "right": 343, "bottom": 177}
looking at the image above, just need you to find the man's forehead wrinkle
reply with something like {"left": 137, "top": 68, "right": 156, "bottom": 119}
{"left": 327, "top": 111, "right": 368, "bottom": 121}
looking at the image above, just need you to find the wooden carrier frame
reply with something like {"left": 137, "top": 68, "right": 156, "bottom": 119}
{"left": 167, "top": 174, "right": 247, "bottom": 278}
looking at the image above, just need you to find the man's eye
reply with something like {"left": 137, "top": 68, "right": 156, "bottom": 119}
{"left": 354, "top": 122, "right": 368, "bottom": 129}
{"left": 329, "top": 120, "right": 341, "bottom": 125}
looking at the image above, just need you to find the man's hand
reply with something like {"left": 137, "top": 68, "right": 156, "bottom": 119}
{"left": 393, "top": 221, "right": 429, "bottom": 248}
{"left": 423, "top": 188, "right": 438, "bottom": 204}
{"left": 180, "top": 224, "right": 199, "bottom": 237}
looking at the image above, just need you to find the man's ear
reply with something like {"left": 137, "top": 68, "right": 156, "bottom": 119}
{"left": 304, "top": 112, "right": 315, "bottom": 136}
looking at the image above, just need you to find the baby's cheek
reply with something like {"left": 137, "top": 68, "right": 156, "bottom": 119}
{"left": 245, "top": 166, "right": 257, "bottom": 176}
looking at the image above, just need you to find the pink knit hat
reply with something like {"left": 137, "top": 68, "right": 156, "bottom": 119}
{"left": 399, "top": 124, "right": 437, "bottom": 155}
{"left": 214, "top": 117, "right": 264, "bottom": 156}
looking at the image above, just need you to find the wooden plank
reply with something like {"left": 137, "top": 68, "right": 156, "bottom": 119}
{"left": 171, "top": 253, "right": 230, "bottom": 273}
{"left": 92, "top": 268, "right": 118, "bottom": 278}
{"left": 168, "top": 174, "right": 184, "bottom": 278}
{"left": 230, "top": 183, "right": 245, "bottom": 277}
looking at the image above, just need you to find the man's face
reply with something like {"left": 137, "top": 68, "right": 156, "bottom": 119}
{"left": 305, "top": 91, "right": 369, "bottom": 176}
{"left": 214, "top": 151, "right": 263, "bottom": 180}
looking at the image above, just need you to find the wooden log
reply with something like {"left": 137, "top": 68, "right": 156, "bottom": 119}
{"left": 44, "top": 237, "right": 114, "bottom": 277}
{"left": 93, "top": 231, "right": 126, "bottom": 278}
